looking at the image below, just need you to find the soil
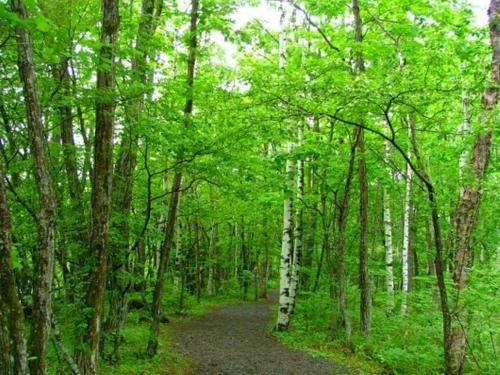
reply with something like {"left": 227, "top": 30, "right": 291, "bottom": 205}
{"left": 172, "top": 292, "right": 348, "bottom": 375}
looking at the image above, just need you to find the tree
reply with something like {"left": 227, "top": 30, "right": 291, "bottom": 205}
{"left": 75, "top": 0, "right": 119, "bottom": 373}
{"left": 10, "top": 1, "right": 58, "bottom": 373}
{"left": 450, "top": 0, "right": 499, "bottom": 372}
{"left": 147, "top": 0, "right": 200, "bottom": 356}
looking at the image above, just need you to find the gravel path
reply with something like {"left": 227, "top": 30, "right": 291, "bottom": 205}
{"left": 172, "top": 293, "right": 348, "bottom": 375}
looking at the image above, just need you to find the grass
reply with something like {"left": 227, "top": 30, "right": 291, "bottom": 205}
{"left": 270, "top": 291, "right": 389, "bottom": 375}
{"left": 48, "top": 285, "right": 245, "bottom": 375}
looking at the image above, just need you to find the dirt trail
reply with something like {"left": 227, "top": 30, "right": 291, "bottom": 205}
{"left": 172, "top": 293, "right": 348, "bottom": 375}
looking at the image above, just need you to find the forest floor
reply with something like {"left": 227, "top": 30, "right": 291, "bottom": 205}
{"left": 171, "top": 292, "right": 349, "bottom": 375}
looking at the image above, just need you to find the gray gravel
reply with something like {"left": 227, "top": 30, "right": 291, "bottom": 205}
{"left": 172, "top": 293, "right": 348, "bottom": 375}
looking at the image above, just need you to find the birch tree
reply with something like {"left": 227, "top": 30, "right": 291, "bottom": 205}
{"left": 276, "top": 0, "right": 295, "bottom": 331}
{"left": 289, "top": 122, "right": 304, "bottom": 313}
{"left": 383, "top": 141, "right": 395, "bottom": 298}
{"left": 401, "top": 121, "right": 413, "bottom": 315}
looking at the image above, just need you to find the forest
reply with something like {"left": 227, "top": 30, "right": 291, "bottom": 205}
{"left": 0, "top": 0, "right": 498, "bottom": 374}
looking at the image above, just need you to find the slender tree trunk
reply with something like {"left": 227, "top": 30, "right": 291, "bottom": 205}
{"left": 352, "top": 0, "right": 371, "bottom": 335}
{"left": 258, "top": 218, "right": 270, "bottom": 298}
{"left": 358, "top": 128, "right": 370, "bottom": 335}
{"left": 450, "top": 3, "right": 498, "bottom": 371}
{"left": 401, "top": 120, "right": 414, "bottom": 315}
{"left": 75, "top": 1, "right": 119, "bottom": 373}
{"left": 147, "top": 0, "right": 199, "bottom": 356}
{"left": 407, "top": 114, "right": 453, "bottom": 374}
{"left": 277, "top": 142, "right": 294, "bottom": 330}
{"left": 194, "top": 220, "right": 202, "bottom": 303}
{"left": 383, "top": 142, "right": 395, "bottom": 298}
{"left": 105, "top": 0, "right": 161, "bottom": 362}
{"left": 276, "top": 0, "right": 295, "bottom": 331}
{"left": 0, "top": 299, "right": 10, "bottom": 375}
{"left": 11, "top": 1, "right": 58, "bottom": 373}
{"left": 173, "top": 181, "right": 184, "bottom": 289}
{"left": 146, "top": 172, "right": 182, "bottom": 356}
{"left": 207, "top": 223, "right": 218, "bottom": 296}
{"left": 289, "top": 123, "right": 304, "bottom": 313}
{"left": 56, "top": 58, "right": 84, "bottom": 207}
{"left": 0, "top": 160, "right": 28, "bottom": 374}
{"left": 334, "top": 129, "right": 360, "bottom": 343}
{"left": 313, "top": 122, "right": 335, "bottom": 293}
{"left": 53, "top": 55, "right": 87, "bottom": 301}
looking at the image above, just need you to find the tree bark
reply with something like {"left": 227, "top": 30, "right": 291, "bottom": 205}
{"left": 334, "top": 129, "right": 360, "bottom": 344}
{"left": 53, "top": 56, "right": 87, "bottom": 299}
{"left": 75, "top": 0, "right": 119, "bottom": 373}
{"left": 401, "top": 120, "right": 414, "bottom": 315}
{"left": 358, "top": 128, "right": 370, "bottom": 335}
{"left": 207, "top": 223, "right": 218, "bottom": 296}
{"left": 289, "top": 123, "right": 304, "bottom": 314}
{"left": 173, "top": 180, "right": 184, "bottom": 289}
{"left": 277, "top": 142, "right": 294, "bottom": 330}
{"left": 383, "top": 142, "right": 395, "bottom": 298}
{"left": 352, "top": 0, "right": 371, "bottom": 335}
{"left": 0, "top": 159, "right": 28, "bottom": 375}
{"left": 450, "top": 3, "right": 498, "bottom": 371}
{"left": 11, "top": 1, "right": 58, "bottom": 373}
{"left": 105, "top": 0, "right": 162, "bottom": 362}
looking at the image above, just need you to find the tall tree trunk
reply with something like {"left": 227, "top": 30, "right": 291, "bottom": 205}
{"left": 407, "top": 115, "right": 452, "bottom": 374}
{"left": 358, "top": 128, "right": 370, "bottom": 335}
{"left": 277, "top": 142, "right": 294, "bottom": 330}
{"left": 276, "top": 0, "right": 295, "bottom": 331}
{"left": 75, "top": 0, "right": 119, "bottom": 373}
{"left": 54, "top": 56, "right": 87, "bottom": 300}
{"left": 147, "top": 0, "right": 199, "bottom": 356}
{"left": 334, "top": 129, "right": 360, "bottom": 344}
{"left": 0, "top": 159, "right": 28, "bottom": 375}
{"left": 194, "top": 219, "right": 202, "bottom": 303}
{"left": 207, "top": 223, "right": 218, "bottom": 296}
{"left": 173, "top": 180, "right": 184, "bottom": 289}
{"left": 258, "top": 218, "right": 270, "bottom": 298}
{"left": 352, "top": 0, "right": 370, "bottom": 335}
{"left": 10, "top": 1, "right": 58, "bottom": 373}
{"left": 105, "top": 0, "right": 162, "bottom": 362}
{"left": 401, "top": 123, "right": 414, "bottom": 315}
{"left": 56, "top": 58, "right": 84, "bottom": 207}
{"left": 383, "top": 142, "right": 395, "bottom": 298}
{"left": 450, "top": 2, "right": 498, "bottom": 371}
{"left": 0, "top": 298, "right": 10, "bottom": 375}
{"left": 147, "top": 172, "right": 182, "bottom": 356}
{"left": 289, "top": 123, "right": 304, "bottom": 313}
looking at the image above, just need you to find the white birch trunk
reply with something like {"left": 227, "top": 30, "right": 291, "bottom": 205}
{"left": 401, "top": 122, "right": 413, "bottom": 315}
{"left": 276, "top": 0, "right": 294, "bottom": 331}
{"left": 383, "top": 141, "right": 395, "bottom": 297}
{"left": 289, "top": 123, "right": 304, "bottom": 313}
{"left": 277, "top": 141, "right": 294, "bottom": 330}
